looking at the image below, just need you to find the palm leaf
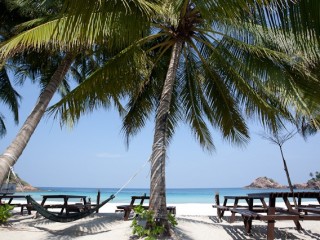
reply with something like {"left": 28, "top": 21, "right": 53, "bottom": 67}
{"left": 0, "top": 67, "right": 21, "bottom": 123}
{"left": 48, "top": 45, "right": 151, "bottom": 125}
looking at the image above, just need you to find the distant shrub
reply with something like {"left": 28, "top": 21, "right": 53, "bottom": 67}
{"left": 309, "top": 171, "right": 320, "bottom": 182}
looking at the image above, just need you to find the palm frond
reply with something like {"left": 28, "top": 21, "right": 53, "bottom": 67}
{"left": 122, "top": 77, "right": 156, "bottom": 147}
{"left": 179, "top": 47, "right": 215, "bottom": 151}
{"left": 187, "top": 38, "right": 249, "bottom": 145}
{"left": 0, "top": 113, "right": 6, "bottom": 137}
{"left": 48, "top": 45, "right": 151, "bottom": 126}
{"left": 0, "top": 67, "right": 21, "bottom": 123}
{"left": 253, "top": 0, "right": 320, "bottom": 48}
{"left": 0, "top": 1, "right": 156, "bottom": 60}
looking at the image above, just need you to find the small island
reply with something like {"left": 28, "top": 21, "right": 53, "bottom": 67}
{"left": 245, "top": 177, "right": 287, "bottom": 189}
{"left": 246, "top": 175, "right": 320, "bottom": 190}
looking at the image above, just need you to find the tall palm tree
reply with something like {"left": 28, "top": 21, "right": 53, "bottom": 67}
{"left": 0, "top": 52, "right": 75, "bottom": 184}
{"left": 44, "top": 1, "right": 320, "bottom": 234}
{"left": 122, "top": 2, "right": 320, "bottom": 232}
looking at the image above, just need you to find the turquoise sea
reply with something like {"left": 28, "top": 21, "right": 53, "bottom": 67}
{"left": 19, "top": 187, "right": 318, "bottom": 203}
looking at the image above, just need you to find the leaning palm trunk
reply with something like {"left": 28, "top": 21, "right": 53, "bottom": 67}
{"left": 279, "top": 145, "right": 298, "bottom": 207}
{"left": 149, "top": 41, "right": 183, "bottom": 233}
{"left": 0, "top": 53, "right": 74, "bottom": 184}
{"left": 261, "top": 132, "right": 298, "bottom": 207}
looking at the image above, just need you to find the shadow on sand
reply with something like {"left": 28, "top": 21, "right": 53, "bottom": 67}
{"left": 208, "top": 216, "right": 320, "bottom": 240}
{"left": 24, "top": 213, "right": 123, "bottom": 240}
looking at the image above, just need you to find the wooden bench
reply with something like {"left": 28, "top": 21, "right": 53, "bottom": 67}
{"left": 297, "top": 206, "right": 320, "bottom": 215}
{"left": 116, "top": 194, "right": 176, "bottom": 220}
{"left": 230, "top": 208, "right": 301, "bottom": 234}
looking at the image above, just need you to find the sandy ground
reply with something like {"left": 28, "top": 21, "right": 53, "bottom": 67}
{"left": 0, "top": 202, "right": 320, "bottom": 239}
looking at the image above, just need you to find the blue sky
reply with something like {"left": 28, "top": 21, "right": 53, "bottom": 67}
{"left": 1, "top": 81, "right": 319, "bottom": 189}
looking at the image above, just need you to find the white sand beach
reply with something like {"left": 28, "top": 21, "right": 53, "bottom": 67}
{"left": 1, "top": 202, "right": 320, "bottom": 239}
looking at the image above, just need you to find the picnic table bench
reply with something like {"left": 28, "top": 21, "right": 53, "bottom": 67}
{"left": 233, "top": 191, "right": 320, "bottom": 240}
{"left": 116, "top": 194, "right": 176, "bottom": 220}
{"left": 297, "top": 206, "right": 320, "bottom": 215}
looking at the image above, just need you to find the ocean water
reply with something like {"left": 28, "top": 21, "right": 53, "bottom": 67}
{"left": 18, "top": 187, "right": 316, "bottom": 203}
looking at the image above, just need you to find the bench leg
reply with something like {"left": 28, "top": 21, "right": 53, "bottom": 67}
{"left": 243, "top": 217, "right": 252, "bottom": 234}
{"left": 267, "top": 220, "right": 275, "bottom": 240}
{"left": 230, "top": 199, "right": 239, "bottom": 223}
{"left": 217, "top": 208, "right": 222, "bottom": 219}
{"left": 230, "top": 212, "right": 236, "bottom": 223}
{"left": 27, "top": 207, "right": 32, "bottom": 215}
{"left": 123, "top": 210, "right": 131, "bottom": 220}
{"left": 294, "top": 220, "right": 302, "bottom": 231}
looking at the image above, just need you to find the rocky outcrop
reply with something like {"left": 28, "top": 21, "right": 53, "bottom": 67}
{"left": 245, "top": 177, "right": 287, "bottom": 189}
{"left": 294, "top": 180, "right": 320, "bottom": 190}
{"left": 246, "top": 177, "right": 320, "bottom": 190}
{"left": 306, "top": 180, "right": 320, "bottom": 190}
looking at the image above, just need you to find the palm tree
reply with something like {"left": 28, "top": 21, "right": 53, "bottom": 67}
{"left": 0, "top": 52, "right": 75, "bottom": 184}
{"left": 45, "top": 1, "right": 320, "bottom": 234}
{"left": 124, "top": 2, "right": 319, "bottom": 232}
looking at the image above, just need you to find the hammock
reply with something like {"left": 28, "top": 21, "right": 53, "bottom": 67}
{"left": 26, "top": 194, "right": 115, "bottom": 222}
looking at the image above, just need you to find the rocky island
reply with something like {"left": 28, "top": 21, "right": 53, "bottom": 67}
{"left": 245, "top": 176, "right": 320, "bottom": 190}
{"left": 245, "top": 177, "right": 286, "bottom": 189}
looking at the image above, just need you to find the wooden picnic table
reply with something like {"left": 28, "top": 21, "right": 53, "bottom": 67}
{"left": 41, "top": 194, "right": 88, "bottom": 215}
{"left": 241, "top": 191, "right": 320, "bottom": 240}
{"left": 0, "top": 195, "right": 32, "bottom": 214}
{"left": 213, "top": 194, "right": 267, "bottom": 222}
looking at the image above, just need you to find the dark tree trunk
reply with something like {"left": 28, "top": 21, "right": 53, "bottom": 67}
{"left": 0, "top": 53, "right": 74, "bottom": 184}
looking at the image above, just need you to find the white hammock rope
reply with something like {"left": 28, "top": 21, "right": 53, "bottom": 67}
{"left": 113, "top": 158, "right": 150, "bottom": 197}
{"left": 1, "top": 159, "right": 24, "bottom": 193}
{"left": 9, "top": 167, "right": 25, "bottom": 192}
{"left": 114, "top": 139, "right": 164, "bottom": 197}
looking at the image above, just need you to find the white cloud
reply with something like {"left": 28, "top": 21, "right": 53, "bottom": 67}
{"left": 96, "top": 152, "right": 122, "bottom": 159}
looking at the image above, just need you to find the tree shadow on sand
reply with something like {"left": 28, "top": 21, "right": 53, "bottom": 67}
{"left": 208, "top": 216, "right": 320, "bottom": 240}
{"left": 25, "top": 213, "right": 124, "bottom": 239}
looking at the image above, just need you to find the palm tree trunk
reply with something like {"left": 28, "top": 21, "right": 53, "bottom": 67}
{"left": 149, "top": 41, "right": 182, "bottom": 233}
{"left": 0, "top": 52, "right": 74, "bottom": 184}
{"left": 279, "top": 145, "right": 298, "bottom": 207}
